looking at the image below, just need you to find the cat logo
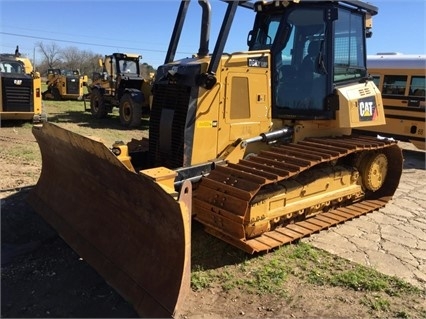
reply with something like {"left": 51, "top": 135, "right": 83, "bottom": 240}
{"left": 14, "top": 79, "right": 22, "bottom": 85}
{"left": 358, "top": 96, "right": 378, "bottom": 121}
{"left": 247, "top": 56, "right": 268, "bottom": 68}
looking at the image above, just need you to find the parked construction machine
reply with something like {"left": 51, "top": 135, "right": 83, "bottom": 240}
{"left": 83, "top": 52, "right": 152, "bottom": 127}
{"left": 29, "top": 1, "right": 403, "bottom": 317}
{"left": 0, "top": 46, "right": 44, "bottom": 122}
{"left": 42, "top": 68, "right": 88, "bottom": 100}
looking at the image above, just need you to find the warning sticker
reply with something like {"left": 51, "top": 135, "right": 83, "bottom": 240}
{"left": 197, "top": 120, "right": 218, "bottom": 128}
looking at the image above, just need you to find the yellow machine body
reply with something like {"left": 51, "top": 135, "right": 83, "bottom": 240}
{"left": 42, "top": 68, "right": 88, "bottom": 100}
{"left": 0, "top": 50, "right": 43, "bottom": 122}
{"left": 83, "top": 52, "right": 152, "bottom": 127}
{"left": 28, "top": 1, "right": 403, "bottom": 317}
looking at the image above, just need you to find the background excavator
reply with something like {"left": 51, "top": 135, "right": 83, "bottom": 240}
{"left": 28, "top": 1, "right": 403, "bottom": 318}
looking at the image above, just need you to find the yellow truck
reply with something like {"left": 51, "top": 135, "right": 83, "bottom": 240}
{"left": 0, "top": 47, "right": 45, "bottom": 122}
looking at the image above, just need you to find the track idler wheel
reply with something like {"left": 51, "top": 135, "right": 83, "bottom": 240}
{"left": 359, "top": 152, "right": 388, "bottom": 191}
{"left": 357, "top": 145, "right": 403, "bottom": 200}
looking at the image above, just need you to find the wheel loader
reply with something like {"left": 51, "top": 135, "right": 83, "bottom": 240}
{"left": 28, "top": 0, "right": 403, "bottom": 318}
{"left": 42, "top": 68, "right": 88, "bottom": 101}
{"left": 83, "top": 52, "right": 152, "bottom": 127}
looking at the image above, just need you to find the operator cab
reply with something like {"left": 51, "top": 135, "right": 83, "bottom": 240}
{"left": 248, "top": 1, "right": 373, "bottom": 120}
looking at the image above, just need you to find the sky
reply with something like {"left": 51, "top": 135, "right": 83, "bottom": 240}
{"left": 0, "top": 0, "right": 425, "bottom": 69}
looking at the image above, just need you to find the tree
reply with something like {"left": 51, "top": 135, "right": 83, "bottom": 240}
{"left": 36, "top": 42, "right": 103, "bottom": 77}
{"left": 61, "top": 46, "right": 102, "bottom": 76}
{"left": 36, "top": 41, "right": 62, "bottom": 71}
{"left": 35, "top": 42, "right": 156, "bottom": 79}
{"left": 60, "top": 46, "right": 82, "bottom": 71}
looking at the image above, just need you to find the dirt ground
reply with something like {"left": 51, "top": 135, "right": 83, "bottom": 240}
{"left": 1, "top": 114, "right": 425, "bottom": 318}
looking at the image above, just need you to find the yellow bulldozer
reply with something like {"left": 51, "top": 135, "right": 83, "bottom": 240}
{"left": 42, "top": 68, "right": 88, "bottom": 100}
{"left": 0, "top": 46, "right": 45, "bottom": 123}
{"left": 83, "top": 53, "right": 152, "bottom": 127}
{"left": 28, "top": 1, "right": 403, "bottom": 317}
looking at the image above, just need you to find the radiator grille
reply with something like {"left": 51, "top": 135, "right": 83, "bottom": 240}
{"left": 149, "top": 84, "right": 191, "bottom": 168}
{"left": 66, "top": 77, "right": 80, "bottom": 95}
{"left": 1, "top": 77, "right": 33, "bottom": 112}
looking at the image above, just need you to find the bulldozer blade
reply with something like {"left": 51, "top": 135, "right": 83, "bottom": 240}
{"left": 27, "top": 122, "right": 192, "bottom": 318}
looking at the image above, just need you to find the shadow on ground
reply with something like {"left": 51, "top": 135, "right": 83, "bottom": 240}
{"left": 402, "top": 149, "right": 425, "bottom": 170}
{"left": 1, "top": 188, "right": 139, "bottom": 318}
{"left": 1, "top": 186, "right": 248, "bottom": 318}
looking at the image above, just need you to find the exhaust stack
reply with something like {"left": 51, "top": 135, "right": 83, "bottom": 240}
{"left": 198, "top": 0, "right": 211, "bottom": 57}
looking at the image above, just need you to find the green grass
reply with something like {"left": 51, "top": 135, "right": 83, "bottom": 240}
{"left": 44, "top": 99, "right": 87, "bottom": 113}
{"left": 5, "top": 143, "right": 41, "bottom": 163}
{"left": 190, "top": 241, "right": 424, "bottom": 315}
{"left": 191, "top": 265, "right": 214, "bottom": 291}
{"left": 191, "top": 255, "right": 290, "bottom": 296}
{"left": 361, "top": 295, "right": 390, "bottom": 312}
{"left": 43, "top": 99, "right": 92, "bottom": 123}
{"left": 240, "top": 258, "right": 288, "bottom": 295}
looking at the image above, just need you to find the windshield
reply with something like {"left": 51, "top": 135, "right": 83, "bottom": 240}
{"left": 119, "top": 60, "right": 138, "bottom": 74}
{"left": 0, "top": 61, "right": 24, "bottom": 73}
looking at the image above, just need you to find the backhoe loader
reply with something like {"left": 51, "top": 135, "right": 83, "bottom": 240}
{"left": 83, "top": 53, "right": 152, "bottom": 127}
{"left": 28, "top": 1, "right": 403, "bottom": 318}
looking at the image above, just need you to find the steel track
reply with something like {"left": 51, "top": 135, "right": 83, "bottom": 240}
{"left": 193, "top": 135, "right": 403, "bottom": 253}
